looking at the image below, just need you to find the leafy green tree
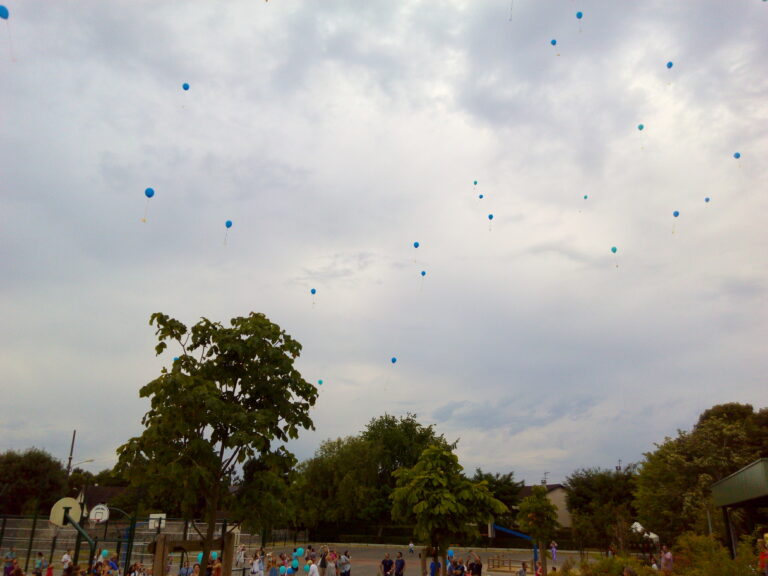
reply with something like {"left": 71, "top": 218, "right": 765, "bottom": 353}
{"left": 516, "top": 485, "right": 559, "bottom": 574}
{"left": 0, "top": 448, "right": 68, "bottom": 514}
{"left": 634, "top": 403, "right": 767, "bottom": 544}
{"left": 235, "top": 448, "right": 296, "bottom": 540}
{"left": 565, "top": 466, "right": 637, "bottom": 553}
{"left": 471, "top": 469, "right": 522, "bottom": 524}
{"left": 290, "top": 436, "right": 382, "bottom": 529}
{"left": 67, "top": 467, "right": 95, "bottom": 498}
{"left": 293, "top": 413, "right": 450, "bottom": 531}
{"left": 117, "top": 312, "right": 317, "bottom": 565}
{"left": 391, "top": 445, "right": 508, "bottom": 576}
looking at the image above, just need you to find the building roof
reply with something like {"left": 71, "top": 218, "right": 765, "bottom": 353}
{"left": 517, "top": 483, "right": 565, "bottom": 498}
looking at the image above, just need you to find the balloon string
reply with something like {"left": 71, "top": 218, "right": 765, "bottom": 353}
{"left": 141, "top": 198, "right": 149, "bottom": 223}
{"left": 5, "top": 21, "right": 15, "bottom": 62}
{"left": 224, "top": 231, "right": 228, "bottom": 246}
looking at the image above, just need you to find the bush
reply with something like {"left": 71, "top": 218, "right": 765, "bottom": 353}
{"left": 673, "top": 532, "right": 756, "bottom": 576}
{"left": 575, "top": 555, "right": 654, "bottom": 576}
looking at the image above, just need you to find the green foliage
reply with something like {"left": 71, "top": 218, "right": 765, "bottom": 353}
{"left": 67, "top": 467, "right": 94, "bottom": 498}
{"left": 117, "top": 311, "right": 317, "bottom": 562}
{"left": 673, "top": 532, "right": 756, "bottom": 576}
{"left": 634, "top": 403, "right": 767, "bottom": 543}
{"left": 294, "top": 413, "right": 450, "bottom": 528}
{"left": 471, "top": 469, "right": 522, "bottom": 522}
{"left": 235, "top": 448, "right": 296, "bottom": 534}
{"left": 516, "top": 485, "right": 559, "bottom": 573}
{"left": 576, "top": 555, "right": 654, "bottom": 576}
{"left": 566, "top": 466, "right": 637, "bottom": 552}
{"left": 391, "top": 445, "right": 507, "bottom": 573}
{"left": 0, "top": 448, "right": 67, "bottom": 515}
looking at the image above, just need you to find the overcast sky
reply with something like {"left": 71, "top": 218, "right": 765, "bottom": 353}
{"left": 1, "top": 0, "right": 767, "bottom": 485}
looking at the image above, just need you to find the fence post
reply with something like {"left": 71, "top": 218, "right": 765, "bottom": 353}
{"left": 0, "top": 516, "right": 6, "bottom": 549}
{"left": 25, "top": 512, "right": 39, "bottom": 572}
{"left": 48, "top": 533, "right": 58, "bottom": 567}
{"left": 124, "top": 517, "right": 136, "bottom": 571}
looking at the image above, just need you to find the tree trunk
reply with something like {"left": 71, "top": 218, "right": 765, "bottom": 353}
{"left": 539, "top": 540, "right": 547, "bottom": 574}
{"left": 203, "top": 490, "right": 220, "bottom": 570}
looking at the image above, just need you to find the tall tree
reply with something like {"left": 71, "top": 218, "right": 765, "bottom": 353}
{"left": 565, "top": 466, "right": 637, "bottom": 553}
{"left": 471, "top": 469, "right": 523, "bottom": 523}
{"left": 391, "top": 445, "right": 508, "bottom": 576}
{"left": 634, "top": 402, "right": 767, "bottom": 544}
{"left": 0, "top": 448, "right": 67, "bottom": 514}
{"left": 516, "top": 485, "right": 559, "bottom": 574}
{"left": 117, "top": 312, "right": 317, "bottom": 566}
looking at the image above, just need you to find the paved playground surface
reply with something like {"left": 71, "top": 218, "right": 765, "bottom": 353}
{"left": 252, "top": 545, "right": 579, "bottom": 576}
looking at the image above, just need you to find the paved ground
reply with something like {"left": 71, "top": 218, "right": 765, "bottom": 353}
{"left": 253, "top": 545, "right": 582, "bottom": 576}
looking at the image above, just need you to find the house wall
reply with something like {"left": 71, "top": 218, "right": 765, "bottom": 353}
{"left": 547, "top": 487, "right": 572, "bottom": 528}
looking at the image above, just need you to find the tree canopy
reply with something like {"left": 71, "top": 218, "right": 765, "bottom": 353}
{"left": 391, "top": 445, "right": 508, "bottom": 576}
{"left": 0, "top": 448, "right": 67, "bottom": 515}
{"left": 634, "top": 402, "right": 768, "bottom": 544}
{"left": 117, "top": 311, "right": 317, "bottom": 563}
{"left": 565, "top": 466, "right": 637, "bottom": 553}
{"left": 293, "top": 413, "right": 449, "bottom": 528}
{"left": 516, "top": 485, "right": 559, "bottom": 573}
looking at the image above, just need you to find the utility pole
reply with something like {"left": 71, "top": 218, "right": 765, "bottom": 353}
{"left": 541, "top": 471, "right": 549, "bottom": 485}
{"left": 66, "top": 430, "right": 76, "bottom": 476}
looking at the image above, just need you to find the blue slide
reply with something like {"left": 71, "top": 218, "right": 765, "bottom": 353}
{"left": 492, "top": 524, "right": 532, "bottom": 541}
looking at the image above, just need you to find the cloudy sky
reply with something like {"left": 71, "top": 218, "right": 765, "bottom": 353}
{"left": 1, "top": 0, "right": 767, "bottom": 485}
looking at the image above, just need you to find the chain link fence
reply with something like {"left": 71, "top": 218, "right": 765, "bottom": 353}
{"left": 0, "top": 516, "right": 308, "bottom": 576}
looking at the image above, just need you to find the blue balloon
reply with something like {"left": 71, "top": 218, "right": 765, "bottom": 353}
{"left": 182, "top": 83, "right": 190, "bottom": 91}
{"left": 292, "top": 561, "right": 299, "bottom": 570}
{"left": 704, "top": 197, "right": 710, "bottom": 203}
{"left": 101, "top": 550, "right": 109, "bottom": 559}
{"left": 145, "top": 187, "right": 155, "bottom": 198}
{"left": 673, "top": 210, "right": 680, "bottom": 217}
{"left": 734, "top": 152, "right": 741, "bottom": 159}
{"left": 666, "top": 61, "right": 673, "bottom": 69}
{"left": 473, "top": 180, "right": 478, "bottom": 185}
{"left": 391, "top": 357, "right": 397, "bottom": 364}
{"left": 287, "top": 570, "right": 294, "bottom": 575}
{"left": 310, "top": 288, "right": 316, "bottom": 295}
{"left": 479, "top": 194, "right": 484, "bottom": 199}
{"left": 0, "top": 6, "right": 8, "bottom": 19}
{"left": 318, "top": 379, "right": 323, "bottom": 385}
{"left": 488, "top": 214, "right": 494, "bottom": 220}
{"left": 551, "top": 39, "right": 557, "bottom": 46}
{"left": 448, "top": 550, "right": 454, "bottom": 558}
{"left": 197, "top": 554, "right": 203, "bottom": 564}
{"left": 279, "top": 568, "right": 286, "bottom": 575}
{"left": 576, "top": 11, "right": 583, "bottom": 19}
{"left": 173, "top": 357, "right": 179, "bottom": 362}
{"left": 611, "top": 246, "right": 617, "bottom": 254}
{"left": 637, "top": 124, "right": 644, "bottom": 131}
{"left": 225, "top": 220, "right": 233, "bottom": 228}
{"left": 583, "top": 195, "right": 588, "bottom": 200}
{"left": 421, "top": 270, "right": 426, "bottom": 277}
{"left": 297, "top": 549, "right": 304, "bottom": 557}
{"left": 303, "top": 567, "right": 309, "bottom": 573}
{"left": 212, "top": 553, "right": 218, "bottom": 561}
{"left": 413, "top": 241, "right": 420, "bottom": 249}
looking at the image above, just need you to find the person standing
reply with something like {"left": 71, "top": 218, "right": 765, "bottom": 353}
{"left": 381, "top": 554, "right": 394, "bottom": 576}
{"left": 659, "top": 546, "right": 672, "bottom": 575}
{"left": 307, "top": 561, "right": 319, "bottom": 576}
{"left": 338, "top": 552, "right": 350, "bottom": 576}
{"left": 516, "top": 562, "right": 527, "bottom": 576}
{"left": 4, "top": 548, "right": 17, "bottom": 576}
{"left": 394, "top": 553, "right": 405, "bottom": 576}
{"left": 758, "top": 539, "right": 768, "bottom": 576}
{"left": 408, "top": 544, "right": 414, "bottom": 556}
{"left": 62, "top": 551, "right": 73, "bottom": 574}
{"left": 549, "top": 543, "right": 557, "bottom": 567}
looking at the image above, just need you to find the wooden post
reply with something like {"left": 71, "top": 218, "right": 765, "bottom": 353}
{"left": 222, "top": 531, "right": 236, "bottom": 576}
{"left": 154, "top": 534, "right": 168, "bottom": 576}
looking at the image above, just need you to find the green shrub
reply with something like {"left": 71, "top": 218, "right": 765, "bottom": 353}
{"left": 673, "top": 532, "right": 756, "bottom": 576}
